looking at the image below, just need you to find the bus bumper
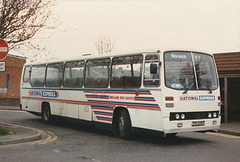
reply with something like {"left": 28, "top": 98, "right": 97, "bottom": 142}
{"left": 162, "top": 118, "right": 221, "bottom": 134}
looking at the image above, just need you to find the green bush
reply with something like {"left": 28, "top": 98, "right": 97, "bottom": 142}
{"left": 0, "top": 127, "right": 11, "bottom": 136}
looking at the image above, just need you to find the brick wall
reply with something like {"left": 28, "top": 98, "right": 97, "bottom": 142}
{"left": 0, "top": 55, "right": 26, "bottom": 106}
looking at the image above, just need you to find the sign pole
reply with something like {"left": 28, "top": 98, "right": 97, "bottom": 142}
{"left": 5, "top": 74, "right": 10, "bottom": 98}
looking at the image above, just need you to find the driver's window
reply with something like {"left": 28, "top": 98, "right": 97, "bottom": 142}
{"left": 193, "top": 53, "right": 218, "bottom": 89}
{"left": 144, "top": 54, "right": 160, "bottom": 86}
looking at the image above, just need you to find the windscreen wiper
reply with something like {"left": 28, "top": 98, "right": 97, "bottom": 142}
{"left": 183, "top": 80, "right": 195, "bottom": 94}
{"left": 198, "top": 78, "right": 212, "bottom": 94}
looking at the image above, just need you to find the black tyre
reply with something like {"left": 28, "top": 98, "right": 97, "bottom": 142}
{"left": 166, "top": 133, "right": 177, "bottom": 138}
{"left": 118, "top": 109, "right": 132, "bottom": 139}
{"left": 42, "top": 104, "right": 52, "bottom": 123}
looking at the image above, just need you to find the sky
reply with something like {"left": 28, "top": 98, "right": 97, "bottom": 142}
{"left": 15, "top": 0, "right": 240, "bottom": 61}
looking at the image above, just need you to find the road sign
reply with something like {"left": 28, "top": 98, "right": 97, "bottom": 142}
{"left": 0, "top": 39, "right": 9, "bottom": 61}
{"left": 0, "top": 62, "right": 5, "bottom": 71}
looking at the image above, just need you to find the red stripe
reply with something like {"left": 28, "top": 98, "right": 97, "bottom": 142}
{"left": 96, "top": 117, "right": 112, "bottom": 122}
{"left": 94, "top": 112, "right": 113, "bottom": 116}
{"left": 88, "top": 101, "right": 160, "bottom": 109}
{"left": 134, "top": 99, "right": 156, "bottom": 102}
{"left": 22, "top": 96, "right": 160, "bottom": 109}
{"left": 139, "top": 93, "right": 152, "bottom": 95}
{"left": 84, "top": 91, "right": 152, "bottom": 95}
{"left": 22, "top": 96, "right": 88, "bottom": 104}
{"left": 86, "top": 96, "right": 109, "bottom": 99}
{"left": 84, "top": 91, "right": 135, "bottom": 94}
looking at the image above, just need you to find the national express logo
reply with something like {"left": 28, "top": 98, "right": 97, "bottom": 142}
{"left": 180, "top": 95, "right": 215, "bottom": 101}
{"left": 29, "top": 90, "right": 59, "bottom": 98}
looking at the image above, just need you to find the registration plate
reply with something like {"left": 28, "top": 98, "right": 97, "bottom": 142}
{"left": 192, "top": 121, "right": 205, "bottom": 127}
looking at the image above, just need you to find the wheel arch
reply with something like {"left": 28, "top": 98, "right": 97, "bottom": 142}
{"left": 112, "top": 106, "right": 132, "bottom": 136}
{"left": 41, "top": 101, "right": 50, "bottom": 113}
{"left": 112, "top": 106, "right": 131, "bottom": 125}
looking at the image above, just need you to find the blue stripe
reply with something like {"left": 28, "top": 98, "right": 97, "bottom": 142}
{"left": 84, "top": 89, "right": 150, "bottom": 93}
{"left": 134, "top": 96, "right": 155, "bottom": 99}
{"left": 89, "top": 100, "right": 159, "bottom": 107}
{"left": 22, "top": 87, "right": 150, "bottom": 93}
{"left": 22, "top": 87, "right": 82, "bottom": 91}
{"left": 86, "top": 95, "right": 109, "bottom": 97}
{"left": 94, "top": 111, "right": 113, "bottom": 115}
{"left": 96, "top": 116, "right": 112, "bottom": 120}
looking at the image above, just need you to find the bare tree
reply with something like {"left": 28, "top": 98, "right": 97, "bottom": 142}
{"left": 95, "top": 35, "right": 115, "bottom": 54}
{"left": 0, "top": 0, "right": 58, "bottom": 52}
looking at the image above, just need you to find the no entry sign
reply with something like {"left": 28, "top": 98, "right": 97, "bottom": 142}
{"left": 0, "top": 39, "right": 9, "bottom": 61}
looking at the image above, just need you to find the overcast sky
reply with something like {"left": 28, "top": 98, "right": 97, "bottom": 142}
{"left": 19, "top": 0, "right": 240, "bottom": 60}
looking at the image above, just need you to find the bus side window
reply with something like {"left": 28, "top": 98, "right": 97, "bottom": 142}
{"left": 30, "top": 65, "right": 46, "bottom": 87}
{"left": 23, "top": 66, "right": 30, "bottom": 82}
{"left": 64, "top": 61, "right": 85, "bottom": 88}
{"left": 111, "top": 54, "right": 143, "bottom": 88}
{"left": 46, "top": 63, "right": 63, "bottom": 87}
{"left": 144, "top": 54, "right": 160, "bottom": 86}
{"left": 84, "top": 58, "right": 110, "bottom": 88}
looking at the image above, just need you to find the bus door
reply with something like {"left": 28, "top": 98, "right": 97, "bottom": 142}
{"left": 21, "top": 66, "right": 31, "bottom": 109}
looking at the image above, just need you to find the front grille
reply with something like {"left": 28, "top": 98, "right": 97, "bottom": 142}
{"left": 170, "top": 111, "right": 219, "bottom": 121}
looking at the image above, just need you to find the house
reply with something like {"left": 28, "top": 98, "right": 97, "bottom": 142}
{"left": 214, "top": 52, "right": 240, "bottom": 122}
{"left": 0, "top": 54, "right": 26, "bottom": 106}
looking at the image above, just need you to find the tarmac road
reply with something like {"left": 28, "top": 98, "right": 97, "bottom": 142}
{"left": 0, "top": 108, "right": 240, "bottom": 162}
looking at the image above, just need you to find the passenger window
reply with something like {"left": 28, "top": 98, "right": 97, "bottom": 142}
{"left": 23, "top": 66, "right": 30, "bottom": 82}
{"left": 46, "top": 63, "right": 63, "bottom": 87}
{"left": 30, "top": 65, "right": 46, "bottom": 87}
{"left": 85, "top": 58, "right": 110, "bottom": 88}
{"left": 64, "top": 61, "right": 85, "bottom": 88}
{"left": 111, "top": 55, "right": 143, "bottom": 88}
{"left": 144, "top": 55, "right": 160, "bottom": 86}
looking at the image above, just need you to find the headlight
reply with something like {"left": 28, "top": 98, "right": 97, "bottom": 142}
{"left": 176, "top": 114, "right": 180, "bottom": 119}
{"left": 181, "top": 114, "right": 185, "bottom": 119}
{"left": 213, "top": 112, "right": 217, "bottom": 118}
{"left": 208, "top": 113, "right": 212, "bottom": 118}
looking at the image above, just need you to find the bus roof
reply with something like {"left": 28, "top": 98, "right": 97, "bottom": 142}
{"left": 24, "top": 49, "right": 212, "bottom": 66}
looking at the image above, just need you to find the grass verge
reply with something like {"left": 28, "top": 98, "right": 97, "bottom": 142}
{"left": 0, "top": 127, "right": 13, "bottom": 136}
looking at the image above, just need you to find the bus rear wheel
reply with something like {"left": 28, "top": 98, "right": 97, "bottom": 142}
{"left": 118, "top": 110, "right": 132, "bottom": 139}
{"left": 42, "top": 104, "right": 52, "bottom": 123}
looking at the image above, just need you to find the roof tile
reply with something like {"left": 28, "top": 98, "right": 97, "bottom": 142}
{"left": 214, "top": 52, "right": 240, "bottom": 72}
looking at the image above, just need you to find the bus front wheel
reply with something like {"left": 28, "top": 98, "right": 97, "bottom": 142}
{"left": 118, "top": 109, "right": 132, "bottom": 139}
{"left": 42, "top": 104, "right": 52, "bottom": 123}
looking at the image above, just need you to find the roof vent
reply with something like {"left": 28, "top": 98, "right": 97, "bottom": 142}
{"left": 82, "top": 54, "right": 91, "bottom": 56}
